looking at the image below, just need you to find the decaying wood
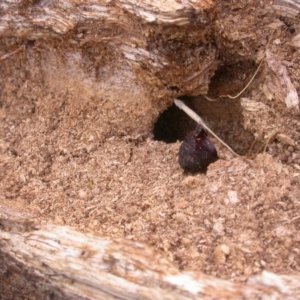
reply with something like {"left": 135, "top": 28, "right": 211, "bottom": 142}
{"left": 1, "top": 0, "right": 300, "bottom": 299}
{"left": 1, "top": 205, "right": 300, "bottom": 300}
{"left": 0, "top": 0, "right": 220, "bottom": 139}
{"left": 0, "top": 0, "right": 217, "bottom": 96}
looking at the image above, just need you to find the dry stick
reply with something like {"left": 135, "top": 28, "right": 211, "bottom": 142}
{"left": 203, "top": 59, "right": 264, "bottom": 102}
{"left": 249, "top": 129, "right": 279, "bottom": 203}
{"left": 204, "top": 30, "right": 274, "bottom": 102}
{"left": 246, "top": 138, "right": 258, "bottom": 158}
{"left": 286, "top": 215, "right": 300, "bottom": 224}
{"left": 0, "top": 45, "right": 24, "bottom": 62}
{"left": 174, "top": 99, "right": 239, "bottom": 157}
{"left": 247, "top": 129, "right": 279, "bottom": 157}
{"left": 258, "top": 129, "right": 279, "bottom": 155}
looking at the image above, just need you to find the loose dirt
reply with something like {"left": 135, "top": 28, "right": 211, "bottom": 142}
{"left": 1, "top": 0, "right": 300, "bottom": 282}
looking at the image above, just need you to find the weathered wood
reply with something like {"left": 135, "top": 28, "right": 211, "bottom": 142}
{"left": 1, "top": 1, "right": 300, "bottom": 299}
{"left": 0, "top": 0, "right": 220, "bottom": 140}
{"left": 0, "top": 0, "right": 217, "bottom": 97}
{"left": 1, "top": 205, "right": 300, "bottom": 299}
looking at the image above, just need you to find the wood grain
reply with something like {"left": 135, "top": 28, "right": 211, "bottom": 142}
{"left": 1, "top": 205, "right": 300, "bottom": 299}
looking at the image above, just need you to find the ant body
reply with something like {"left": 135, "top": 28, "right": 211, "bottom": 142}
{"left": 279, "top": 16, "right": 295, "bottom": 34}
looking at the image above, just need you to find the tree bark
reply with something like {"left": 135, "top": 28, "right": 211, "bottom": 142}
{"left": 1, "top": 1, "right": 300, "bottom": 299}
{"left": 0, "top": 0, "right": 220, "bottom": 137}
{"left": 1, "top": 205, "right": 300, "bottom": 300}
{"left": 0, "top": 0, "right": 217, "bottom": 96}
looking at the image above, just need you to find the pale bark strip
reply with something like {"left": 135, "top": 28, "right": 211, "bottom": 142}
{"left": 0, "top": 0, "right": 218, "bottom": 98}
{"left": 0, "top": 0, "right": 214, "bottom": 36}
{"left": 1, "top": 206, "right": 300, "bottom": 300}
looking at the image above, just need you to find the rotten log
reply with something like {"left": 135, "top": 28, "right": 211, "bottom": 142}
{"left": 1, "top": 205, "right": 300, "bottom": 299}
{"left": 1, "top": 0, "right": 300, "bottom": 299}
{"left": 0, "top": 0, "right": 219, "bottom": 138}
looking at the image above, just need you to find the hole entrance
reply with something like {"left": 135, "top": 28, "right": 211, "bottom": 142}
{"left": 153, "top": 60, "right": 261, "bottom": 155}
{"left": 153, "top": 97, "right": 196, "bottom": 144}
{"left": 207, "top": 60, "right": 258, "bottom": 99}
{"left": 153, "top": 60, "right": 259, "bottom": 155}
{"left": 153, "top": 96, "right": 256, "bottom": 155}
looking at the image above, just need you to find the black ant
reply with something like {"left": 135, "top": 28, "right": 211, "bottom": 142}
{"left": 279, "top": 16, "right": 295, "bottom": 34}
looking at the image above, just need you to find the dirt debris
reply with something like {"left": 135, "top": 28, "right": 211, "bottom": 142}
{"left": 1, "top": 0, "right": 300, "bottom": 282}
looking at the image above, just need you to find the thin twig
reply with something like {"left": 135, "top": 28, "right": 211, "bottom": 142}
{"left": 203, "top": 95, "right": 218, "bottom": 102}
{"left": 203, "top": 59, "right": 264, "bottom": 102}
{"left": 263, "top": 130, "right": 279, "bottom": 153}
{"left": 220, "top": 59, "right": 264, "bottom": 99}
{"left": 0, "top": 45, "right": 24, "bottom": 62}
{"left": 252, "top": 129, "right": 279, "bottom": 156}
{"left": 204, "top": 30, "right": 275, "bottom": 102}
{"left": 174, "top": 99, "right": 239, "bottom": 157}
{"left": 285, "top": 215, "right": 300, "bottom": 224}
{"left": 246, "top": 138, "right": 258, "bottom": 158}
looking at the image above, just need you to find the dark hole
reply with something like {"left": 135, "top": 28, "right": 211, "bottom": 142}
{"left": 153, "top": 96, "right": 257, "bottom": 155}
{"left": 153, "top": 60, "right": 262, "bottom": 155}
{"left": 206, "top": 60, "right": 257, "bottom": 99}
{"left": 153, "top": 96, "right": 196, "bottom": 143}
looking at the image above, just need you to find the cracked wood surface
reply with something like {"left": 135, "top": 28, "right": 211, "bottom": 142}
{"left": 1, "top": 1, "right": 300, "bottom": 299}
{"left": 1, "top": 205, "right": 300, "bottom": 299}
{"left": 0, "top": 0, "right": 217, "bottom": 98}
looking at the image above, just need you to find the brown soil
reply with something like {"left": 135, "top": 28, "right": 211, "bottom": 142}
{"left": 1, "top": 0, "right": 300, "bottom": 282}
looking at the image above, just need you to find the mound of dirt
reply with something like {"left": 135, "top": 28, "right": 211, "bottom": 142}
{"left": 1, "top": 0, "right": 300, "bottom": 285}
